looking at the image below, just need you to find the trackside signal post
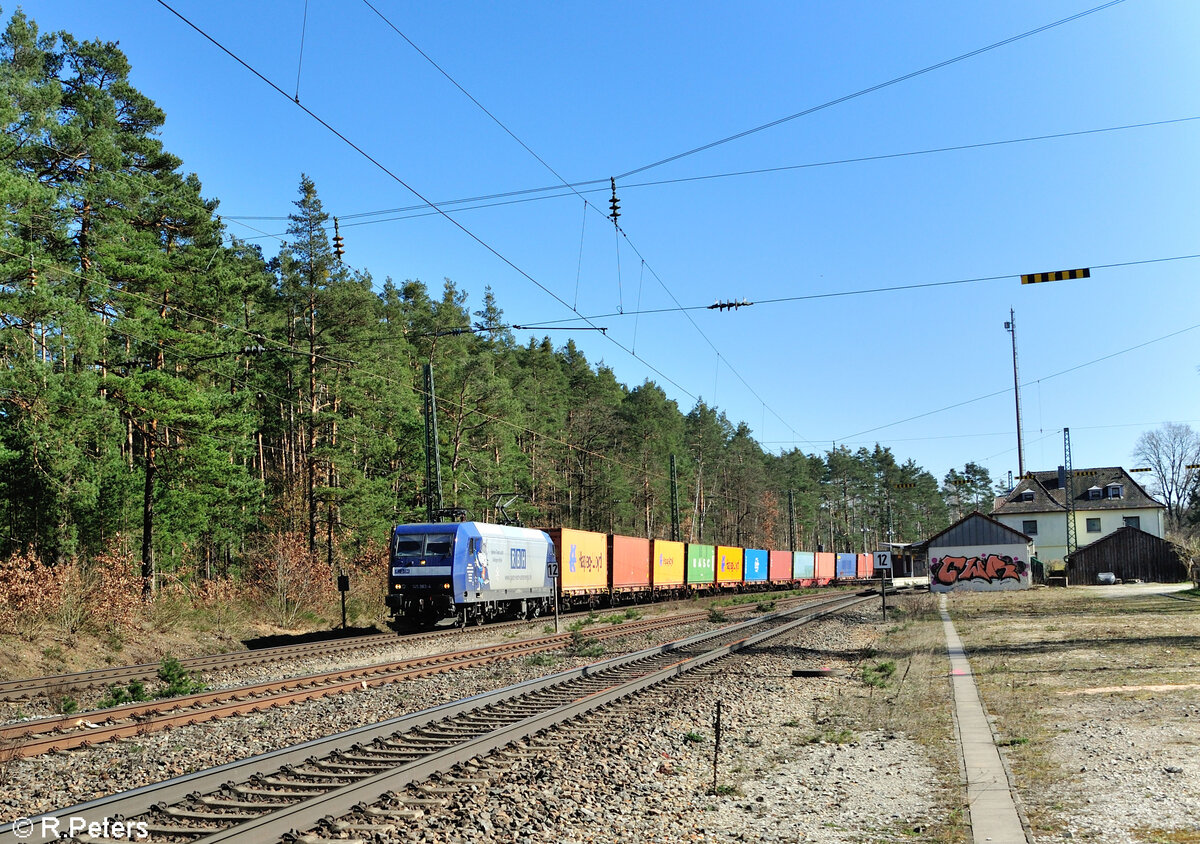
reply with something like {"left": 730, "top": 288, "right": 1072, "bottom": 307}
{"left": 550, "top": 559, "right": 560, "bottom": 633}
{"left": 875, "top": 551, "right": 892, "bottom": 620}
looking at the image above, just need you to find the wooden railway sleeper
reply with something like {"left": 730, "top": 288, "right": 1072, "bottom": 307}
{"left": 453, "top": 711, "right": 527, "bottom": 726}
{"left": 356, "top": 804, "right": 425, "bottom": 821}
{"left": 288, "top": 763, "right": 375, "bottom": 780}
{"left": 412, "top": 723, "right": 491, "bottom": 738}
{"left": 391, "top": 732, "right": 462, "bottom": 747}
{"left": 284, "top": 834, "right": 368, "bottom": 844}
{"left": 306, "top": 758, "right": 394, "bottom": 774}
{"left": 378, "top": 737, "right": 443, "bottom": 752}
{"left": 230, "top": 783, "right": 317, "bottom": 800}
{"left": 385, "top": 795, "right": 448, "bottom": 807}
{"left": 139, "top": 821, "right": 222, "bottom": 837}
{"left": 156, "top": 804, "right": 261, "bottom": 823}
{"left": 257, "top": 775, "right": 343, "bottom": 790}
{"left": 333, "top": 750, "right": 419, "bottom": 765}
{"left": 320, "top": 818, "right": 400, "bottom": 835}
{"left": 195, "top": 794, "right": 294, "bottom": 810}
{"left": 417, "top": 785, "right": 459, "bottom": 796}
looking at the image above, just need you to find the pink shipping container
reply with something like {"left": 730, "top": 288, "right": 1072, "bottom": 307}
{"left": 814, "top": 552, "right": 836, "bottom": 582}
{"left": 768, "top": 550, "right": 792, "bottom": 583}
{"left": 609, "top": 534, "right": 652, "bottom": 594}
{"left": 857, "top": 553, "right": 873, "bottom": 579}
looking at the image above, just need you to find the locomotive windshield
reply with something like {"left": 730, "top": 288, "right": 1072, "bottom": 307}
{"left": 392, "top": 532, "right": 456, "bottom": 560}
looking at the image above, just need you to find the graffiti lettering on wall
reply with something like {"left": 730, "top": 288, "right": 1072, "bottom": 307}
{"left": 932, "top": 553, "right": 1027, "bottom": 587}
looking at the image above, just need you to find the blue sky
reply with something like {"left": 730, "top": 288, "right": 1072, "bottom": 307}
{"left": 17, "top": 0, "right": 1200, "bottom": 486}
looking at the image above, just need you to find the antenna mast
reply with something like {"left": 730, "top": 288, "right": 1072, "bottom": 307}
{"left": 1005, "top": 308, "right": 1025, "bottom": 478}
{"left": 1064, "top": 427, "right": 1077, "bottom": 558}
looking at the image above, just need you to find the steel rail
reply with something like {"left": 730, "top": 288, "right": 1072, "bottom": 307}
{"left": 0, "top": 593, "right": 866, "bottom": 844}
{"left": 0, "top": 587, "right": 825, "bottom": 701}
{"left": 208, "top": 594, "right": 867, "bottom": 844}
{"left": 0, "top": 594, "right": 820, "bottom": 759}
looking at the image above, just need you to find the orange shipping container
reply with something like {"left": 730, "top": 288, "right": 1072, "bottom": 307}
{"left": 815, "top": 551, "right": 836, "bottom": 581}
{"left": 546, "top": 528, "right": 608, "bottom": 594}
{"left": 651, "top": 539, "right": 686, "bottom": 588}
{"left": 716, "top": 546, "right": 744, "bottom": 584}
{"left": 857, "top": 553, "right": 873, "bottom": 579}
{"left": 609, "top": 534, "right": 651, "bottom": 591}
{"left": 768, "top": 550, "right": 792, "bottom": 582}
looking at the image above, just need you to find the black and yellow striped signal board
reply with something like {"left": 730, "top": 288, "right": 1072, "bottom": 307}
{"left": 1021, "top": 267, "right": 1090, "bottom": 285}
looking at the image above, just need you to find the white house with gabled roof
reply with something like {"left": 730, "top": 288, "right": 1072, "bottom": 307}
{"left": 990, "top": 466, "right": 1165, "bottom": 565}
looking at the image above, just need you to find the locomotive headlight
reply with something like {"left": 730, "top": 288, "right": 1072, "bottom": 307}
{"left": 393, "top": 583, "right": 402, "bottom": 591}
{"left": 443, "top": 582, "right": 451, "bottom": 589}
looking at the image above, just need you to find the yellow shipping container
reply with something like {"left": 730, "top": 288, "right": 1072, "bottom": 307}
{"left": 651, "top": 539, "right": 685, "bottom": 588}
{"left": 716, "top": 545, "right": 744, "bottom": 584}
{"left": 547, "top": 528, "right": 608, "bottom": 593}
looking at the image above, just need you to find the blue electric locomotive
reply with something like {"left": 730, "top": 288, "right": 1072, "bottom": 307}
{"left": 386, "top": 522, "right": 557, "bottom": 625}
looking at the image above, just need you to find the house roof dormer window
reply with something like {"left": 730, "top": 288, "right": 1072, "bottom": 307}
{"left": 1087, "top": 486, "right": 1102, "bottom": 500}
{"left": 1018, "top": 490, "right": 1035, "bottom": 502}
{"left": 1107, "top": 483, "right": 1123, "bottom": 499}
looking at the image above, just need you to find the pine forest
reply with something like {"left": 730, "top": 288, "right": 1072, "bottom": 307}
{"left": 0, "top": 11, "right": 972, "bottom": 633}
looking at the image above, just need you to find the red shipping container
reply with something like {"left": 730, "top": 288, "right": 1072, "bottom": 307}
{"left": 609, "top": 534, "right": 652, "bottom": 592}
{"left": 768, "top": 550, "right": 792, "bottom": 583}
{"left": 815, "top": 552, "right": 836, "bottom": 582}
{"left": 857, "top": 553, "right": 873, "bottom": 579}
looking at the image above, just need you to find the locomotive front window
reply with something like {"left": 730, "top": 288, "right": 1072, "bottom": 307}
{"left": 392, "top": 533, "right": 456, "bottom": 560}
{"left": 394, "top": 537, "right": 424, "bottom": 556}
{"left": 424, "top": 535, "right": 455, "bottom": 555}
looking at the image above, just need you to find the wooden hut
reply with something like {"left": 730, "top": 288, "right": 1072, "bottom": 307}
{"left": 1067, "top": 526, "right": 1186, "bottom": 584}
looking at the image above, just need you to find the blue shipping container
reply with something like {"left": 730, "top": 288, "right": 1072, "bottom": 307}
{"left": 745, "top": 548, "right": 769, "bottom": 582}
{"left": 836, "top": 553, "right": 857, "bottom": 578}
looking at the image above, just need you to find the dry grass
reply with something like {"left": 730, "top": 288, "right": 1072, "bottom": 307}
{"left": 815, "top": 596, "right": 970, "bottom": 843}
{"left": 946, "top": 586, "right": 1200, "bottom": 839}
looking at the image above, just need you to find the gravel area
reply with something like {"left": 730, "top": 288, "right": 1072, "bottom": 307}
{"left": 340, "top": 607, "right": 948, "bottom": 843}
{"left": 0, "top": 623, "right": 566, "bottom": 723}
{"left": 952, "top": 584, "right": 1200, "bottom": 843}
{"left": 0, "top": 621, "right": 713, "bottom": 819}
{"left": 0, "top": 610, "right": 707, "bottom": 724}
{"left": 1034, "top": 697, "right": 1200, "bottom": 843}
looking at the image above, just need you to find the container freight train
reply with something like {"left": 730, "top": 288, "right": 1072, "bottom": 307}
{"left": 386, "top": 522, "right": 881, "bottom": 626}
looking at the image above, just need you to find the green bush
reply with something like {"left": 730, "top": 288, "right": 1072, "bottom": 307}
{"left": 98, "top": 680, "right": 150, "bottom": 709}
{"left": 861, "top": 660, "right": 897, "bottom": 688}
{"left": 156, "top": 656, "right": 206, "bottom": 698}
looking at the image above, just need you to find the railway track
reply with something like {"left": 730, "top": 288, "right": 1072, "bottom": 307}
{"left": 0, "top": 589, "right": 830, "bottom": 703}
{"left": 0, "top": 594, "right": 821, "bottom": 759}
{"left": 0, "top": 592, "right": 869, "bottom": 844}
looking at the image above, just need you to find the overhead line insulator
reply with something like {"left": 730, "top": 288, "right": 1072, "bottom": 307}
{"left": 608, "top": 177, "right": 620, "bottom": 225}
{"left": 333, "top": 216, "right": 345, "bottom": 262}
{"left": 707, "top": 298, "right": 754, "bottom": 312}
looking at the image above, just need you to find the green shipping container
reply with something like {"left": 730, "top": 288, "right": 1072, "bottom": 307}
{"left": 686, "top": 543, "right": 716, "bottom": 589}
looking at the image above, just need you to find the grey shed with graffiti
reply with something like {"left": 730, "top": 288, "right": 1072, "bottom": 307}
{"left": 925, "top": 511, "right": 1033, "bottom": 593}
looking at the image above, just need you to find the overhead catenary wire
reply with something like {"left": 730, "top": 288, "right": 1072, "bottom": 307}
{"left": 294, "top": 0, "right": 310, "bottom": 102}
{"left": 615, "top": 0, "right": 1129, "bottom": 179}
{"left": 222, "top": 114, "right": 1200, "bottom": 236}
{"left": 837, "top": 319, "right": 1200, "bottom": 442}
{"left": 513, "top": 251, "right": 1200, "bottom": 327}
{"left": 152, "top": 0, "right": 700, "bottom": 407}
{"left": 323, "top": 0, "right": 816, "bottom": 449}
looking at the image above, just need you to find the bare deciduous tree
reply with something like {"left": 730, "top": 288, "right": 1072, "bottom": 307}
{"left": 1133, "top": 422, "right": 1200, "bottom": 530}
